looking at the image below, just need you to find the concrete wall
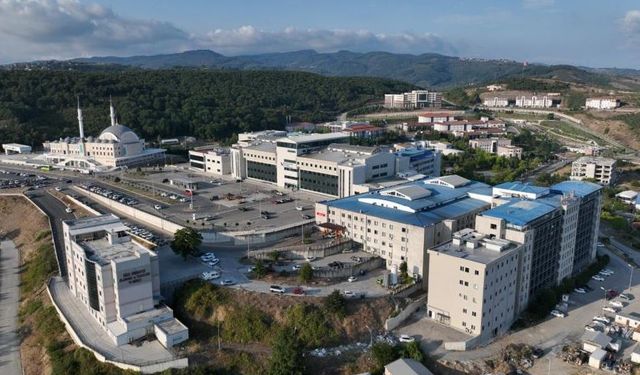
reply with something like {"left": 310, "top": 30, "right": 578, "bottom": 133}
{"left": 385, "top": 296, "right": 426, "bottom": 331}
{"left": 444, "top": 336, "right": 481, "bottom": 351}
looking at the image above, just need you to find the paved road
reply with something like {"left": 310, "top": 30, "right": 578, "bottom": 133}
{"left": 28, "top": 190, "right": 76, "bottom": 277}
{"left": 0, "top": 240, "right": 22, "bottom": 375}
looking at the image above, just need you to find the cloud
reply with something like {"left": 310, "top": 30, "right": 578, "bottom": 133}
{"left": 522, "top": 0, "right": 555, "bottom": 9}
{"left": 200, "top": 26, "right": 456, "bottom": 55}
{"left": 0, "top": 0, "right": 188, "bottom": 61}
{"left": 622, "top": 10, "right": 640, "bottom": 36}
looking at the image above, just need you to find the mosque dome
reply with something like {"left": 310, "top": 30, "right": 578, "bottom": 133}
{"left": 98, "top": 124, "right": 140, "bottom": 143}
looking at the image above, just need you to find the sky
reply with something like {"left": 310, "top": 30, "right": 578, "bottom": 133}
{"left": 0, "top": 0, "right": 639, "bottom": 68}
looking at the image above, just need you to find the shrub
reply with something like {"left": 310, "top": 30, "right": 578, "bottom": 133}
{"left": 222, "top": 306, "right": 272, "bottom": 344}
{"left": 286, "top": 303, "right": 338, "bottom": 348}
{"left": 324, "top": 290, "right": 347, "bottom": 317}
{"left": 299, "top": 263, "right": 313, "bottom": 283}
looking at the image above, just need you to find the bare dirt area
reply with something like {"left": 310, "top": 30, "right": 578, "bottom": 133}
{"left": 575, "top": 112, "right": 640, "bottom": 150}
{"left": 0, "top": 195, "right": 54, "bottom": 375}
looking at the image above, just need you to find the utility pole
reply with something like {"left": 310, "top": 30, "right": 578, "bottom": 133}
{"left": 628, "top": 263, "right": 634, "bottom": 294}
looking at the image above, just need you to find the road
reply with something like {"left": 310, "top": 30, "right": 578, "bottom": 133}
{"left": 27, "top": 190, "right": 77, "bottom": 277}
{"left": 0, "top": 240, "right": 22, "bottom": 375}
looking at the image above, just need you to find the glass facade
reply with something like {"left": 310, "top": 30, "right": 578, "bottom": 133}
{"left": 85, "top": 259, "right": 100, "bottom": 311}
{"left": 247, "top": 160, "right": 277, "bottom": 182}
{"left": 299, "top": 170, "right": 338, "bottom": 196}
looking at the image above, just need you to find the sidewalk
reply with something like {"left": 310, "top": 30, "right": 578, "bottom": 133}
{"left": 0, "top": 240, "right": 22, "bottom": 375}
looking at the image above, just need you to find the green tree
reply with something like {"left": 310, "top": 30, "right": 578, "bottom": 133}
{"left": 399, "top": 261, "right": 409, "bottom": 283}
{"left": 254, "top": 259, "right": 267, "bottom": 278}
{"left": 400, "top": 341, "right": 425, "bottom": 363}
{"left": 371, "top": 342, "right": 399, "bottom": 373}
{"left": 299, "top": 262, "right": 313, "bottom": 283}
{"left": 170, "top": 227, "right": 203, "bottom": 260}
{"left": 268, "top": 251, "right": 280, "bottom": 263}
{"left": 268, "top": 326, "right": 304, "bottom": 375}
{"left": 324, "top": 290, "right": 347, "bottom": 317}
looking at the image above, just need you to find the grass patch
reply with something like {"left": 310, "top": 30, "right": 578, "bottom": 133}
{"left": 21, "top": 243, "right": 57, "bottom": 295}
{"left": 539, "top": 120, "right": 603, "bottom": 143}
{"left": 222, "top": 305, "right": 273, "bottom": 344}
{"left": 33, "top": 229, "right": 51, "bottom": 241}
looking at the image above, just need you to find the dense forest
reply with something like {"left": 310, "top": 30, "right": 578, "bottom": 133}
{"left": 0, "top": 70, "right": 415, "bottom": 147}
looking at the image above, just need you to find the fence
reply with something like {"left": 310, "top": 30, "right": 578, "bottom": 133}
{"left": 313, "top": 257, "right": 385, "bottom": 279}
{"left": 391, "top": 282, "right": 424, "bottom": 298}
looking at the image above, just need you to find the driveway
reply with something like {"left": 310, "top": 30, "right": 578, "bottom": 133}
{"left": 0, "top": 240, "right": 22, "bottom": 375}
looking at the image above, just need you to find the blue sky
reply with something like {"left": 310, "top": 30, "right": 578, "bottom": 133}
{"left": 0, "top": 0, "right": 639, "bottom": 68}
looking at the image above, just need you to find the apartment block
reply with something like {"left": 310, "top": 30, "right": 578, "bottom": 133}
{"left": 384, "top": 90, "right": 442, "bottom": 109}
{"left": 433, "top": 119, "right": 506, "bottom": 138}
{"left": 515, "top": 95, "right": 556, "bottom": 108}
{"left": 63, "top": 215, "right": 188, "bottom": 348}
{"left": 427, "top": 229, "right": 522, "bottom": 340}
{"left": 469, "top": 138, "right": 512, "bottom": 154}
{"left": 315, "top": 175, "right": 492, "bottom": 282}
{"left": 585, "top": 97, "right": 620, "bottom": 110}
{"left": 483, "top": 97, "right": 510, "bottom": 107}
{"left": 418, "top": 111, "right": 459, "bottom": 123}
{"left": 497, "top": 145, "right": 523, "bottom": 159}
{"left": 571, "top": 156, "right": 617, "bottom": 185}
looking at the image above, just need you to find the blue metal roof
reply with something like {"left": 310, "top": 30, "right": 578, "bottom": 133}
{"left": 551, "top": 180, "right": 602, "bottom": 197}
{"left": 323, "top": 177, "right": 491, "bottom": 226}
{"left": 482, "top": 199, "right": 559, "bottom": 227}
{"left": 494, "top": 181, "right": 550, "bottom": 195}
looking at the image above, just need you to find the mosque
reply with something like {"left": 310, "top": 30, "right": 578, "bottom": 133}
{"left": 43, "top": 100, "right": 165, "bottom": 171}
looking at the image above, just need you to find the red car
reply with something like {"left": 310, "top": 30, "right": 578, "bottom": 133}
{"left": 606, "top": 289, "right": 619, "bottom": 300}
{"left": 292, "top": 286, "right": 305, "bottom": 295}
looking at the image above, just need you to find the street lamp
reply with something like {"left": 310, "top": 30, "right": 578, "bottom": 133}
{"left": 600, "top": 286, "right": 608, "bottom": 306}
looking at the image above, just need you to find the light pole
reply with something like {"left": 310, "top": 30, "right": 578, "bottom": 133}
{"left": 600, "top": 286, "right": 607, "bottom": 307}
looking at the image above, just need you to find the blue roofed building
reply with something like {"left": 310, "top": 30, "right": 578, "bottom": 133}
{"left": 315, "top": 175, "right": 493, "bottom": 283}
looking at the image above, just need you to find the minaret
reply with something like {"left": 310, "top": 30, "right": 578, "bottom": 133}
{"left": 109, "top": 96, "right": 117, "bottom": 126}
{"left": 77, "top": 96, "right": 85, "bottom": 139}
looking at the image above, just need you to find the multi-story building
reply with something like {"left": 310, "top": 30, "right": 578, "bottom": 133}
{"left": 468, "top": 138, "right": 512, "bottom": 154}
{"left": 497, "top": 144, "right": 523, "bottom": 159}
{"left": 315, "top": 175, "right": 492, "bottom": 281}
{"left": 188, "top": 147, "right": 231, "bottom": 176}
{"left": 418, "top": 111, "right": 459, "bottom": 123}
{"left": 427, "top": 229, "right": 522, "bottom": 340}
{"left": 433, "top": 119, "right": 506, "bottom": 138}
{"left": 43, "top": 101, "right": 165, "bottom": 171}
{"left": 570, "top": 156, "right": 617, "bottom": 185}
{"left": 515, "top": 95, "right": 556, "bottom": 108}
{"left": 62, "top": 215, "right": 188, "bottom": 348}
{"left": 384, "top": 90, "right": 442, "bottom": 109}
{"left": 483, "top": 97, "right": 510, "bottom": 107}
{"left": 585, "top": 97, "right": 620, "bottom": 110}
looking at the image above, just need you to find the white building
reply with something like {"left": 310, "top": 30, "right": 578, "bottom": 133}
{"left": 585, "top": 97, "right": 620, "bottom": 110}
{"left": 189, "top": 147, "right": 231, "bottom": 176}
{"left": 43, "top": 100, "right": 165, "bottom": 171}
{"left": 418, "top": 111, "right": 458, "bottom": 123}
{"left": 62, "top": 215, "right": 188, "bottom": 348}
{"left": 468, "top": 138, "right": 512, "bottom": 154}
{"left": 570, "top": 156, "right": 617, "bottom": 185}
{"left": 2, "top": 143, "right": 32, "bottom": 154}
{"left": 497, "top": 144, "right": 523, "bottom": 159}
{"left": 483, "top": 97, "right": 510, "bottom": 107}
{"left": 384, "top": 90, "right": 442, "bottom": 109}
{"left": 486, "top": 84, "right": 504, "bottom": 92}
{"left": 616, "top": 190, "right": 638, "bottom": 205}
{"left": 515, "top": 95, "right": 555, "bottom": 108}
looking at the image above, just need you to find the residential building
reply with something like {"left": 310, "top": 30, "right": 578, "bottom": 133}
{"left": 483, "top": 97, "right": 510, "bottom": 107}
{"left": 2, "top": 143, "right": 32, "bottom": 154}
{"left": 515, "top": 95, "right": 556, "bottom": 108}
{"left": 315, "top": 175, "right": 492, "bottom": 281}
{"left": 188, "top": 147, "right": 231, "bottom": 176}
{"left": 616, "top": 190, "right": 638, "bottom": 205}
{"left": 433, "top": 119, "right": 506, "bottom": 138}
{"left": 570, "top": 156, "right": 617, "bottom": 185}
{"left": 385, "top": 358, "right": 433, "bottom": 375}
{"left": 469, "top": 138, "right": 512, "bottom": 154}
{"left": 418, "top": 111, "right": 459, "bottom": 123}
{"left": 62, "top": 214, "right": 188, "bottom": 348}
{"left": 497, "top": 144, "right": 523, "bottom": 159}
{"left": 384, "top": 90, "right": 442, "bottom": 109}
{"left": 427, "top": 229, "right": 522, "bottom": 340}
{"left": 585, "top": 97, "right": 620, "bottom": 110}
{"left": 43, "top": 101, "right": 165, "bottom": 171}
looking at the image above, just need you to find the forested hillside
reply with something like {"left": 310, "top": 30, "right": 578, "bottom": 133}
{"left": 0, "top": 70, "right": 414, "bottom": 147}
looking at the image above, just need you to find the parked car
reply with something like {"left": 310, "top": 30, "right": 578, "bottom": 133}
{"left": 292, "top": 286, "right": 305, "bottom": 295}
{"left": 348, "top": 276, "right": 357, "bottom": 283}
{"left": 220, "top": 279, "right": 235, "bottom": 286}
{"left": 343, "top": 290, "right": 356, "bottom": 298}
{"left": 399, "top": 335, "right": 415, "bottom": 343}
{"left": 292, "top": 264, "right": 301, "bottom": 271}
{"left": 201, "top": 271, "right": 220, "bottom": 280}
{"left": 592, "top": 275, "right": 605, "bottom": 282}
{"left": 601, "top": 269, "right": 614, "bottom": 275}
{"left": 302, "top": 214, "right": 313, "bottom": 220}
{"left": 610, "top": 301, "right": 625, "bottom": 308}
{"left": 574, "top": 287, "right": 586, "bottom": 294}
{"left": 306, "top": 256, "right": 317, "bottom": 262}
{"left": 206, "top": 259, "right": 220, "bottom": 267}
{"left": 584, "top": 325, "right": 598, "bottom": 332}
{"left": 593, "top": 316, "right": 610, "bottom": 324}
{"left": 603, "top": 306, "right": 619, "bottom": 313}
{"left": 169, "top": 194, "right": 178, "bottom": 200}
{"left": 154, "top": 204, "right": 163, "bottom": 210}
{"left": 295, "top": 206, "right": 304, "bottom": 211}
{"left": 65, "top": 207, "right": 73, "bottom": 213}
{"left": 532, "top": 347, "right": 544, "bottom": 359}
{"left": 550, "top": 310, "right": 566, "bottom": 318}
{"left": 270, "top": 285, "right": 286, "bottom": 294}
{"left": 54, "top": 186, "right": 62, "bottom": 191}
{"left": 619, "top": 293, "right": 633, "bottom": 300}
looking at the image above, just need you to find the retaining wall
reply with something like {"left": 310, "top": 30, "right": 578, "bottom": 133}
{"left": 444, "top": 336, "right": 481, "bottom": 351}
{"left": 249, "top": 239, "right": 354, "bottom": 260}
{"left": 384, "top": 295, "right": 426, "bottom": 331}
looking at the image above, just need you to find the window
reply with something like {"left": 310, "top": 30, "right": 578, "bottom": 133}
{"left": 490, "top": 224, "right": 497, "bottom": 229}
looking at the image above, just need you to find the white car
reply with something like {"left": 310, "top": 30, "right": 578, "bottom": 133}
{"left": 599, "top": 271, "right": 611, "bottom": 277}
{"left": 292, "top": 264, "right": 301, "bottom": 271}
{"left": 620, "top": 293, "right": 632, "bottom": 300}
{"left": 305, "top": 256, "right": 317, "bottom": 262}
{"left": 584, "top": 325, "right": 598, "bottom": 332}
{"left": 160, "top": 192, "right": 168, "bottom": 197}
{"left": 220, "top": 279, "right": 235, "bottom": 286}
{"left": 179, "top": 197, "right": 187, "bottom": 203}
{"left": 550, "top": 310, "right": 566, "bottom": 318}
{"left": 574, "top": 288, "right": 586, "bottom": 294}
{"left": 399, "top": 335, "right": 415, "bottom": 343}
{"left": 201, "top": 252, "right": 216, "bottom": 259}
{"left": 295, "top": 206, "right": 304, "bottom": 211}
{"left": 54, "top": 187, "right": 62, "bottom": 191}
{"left": 206, "top": 259, "right": 220, "bottom": 267}
{"left": 343, "top": 290, "right": 356, "bottom": 298}
{"left": 593, "top": 316, "right": 610, "bottom": 324}
{"left": 601, "top": 269, "right": 614, "bottom": 275}
{"left": 65, "top": 207, "right": 73, "bottom": 213}
{"left": 591, "top": 275, "right": 605, "bottom": 282}
{"left": 610, "top": 301, "right": 625, "bottom": 308}
{"left": 169, "top": 194, "right": 178, "bottom": 200}
{"left": 347, "top": 276, "right": 357, "bottom": 283}
{"left": 270, "top": 285, "right": 286, "bottom": 294}
{"left": 603, "top": 306, "right": 618, "bottom": 313}
{"left": 201, "top": 271, "right": 220, "bottom": 280}
{"left": 154, "top": 204, "right": 163, "bottom": 210}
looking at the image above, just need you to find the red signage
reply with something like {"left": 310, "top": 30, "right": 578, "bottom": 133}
{"left": 316, "top": 211, "right": 326, "bottom": 217}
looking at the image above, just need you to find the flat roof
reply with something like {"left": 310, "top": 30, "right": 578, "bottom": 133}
{"left": 430, "top": 231, "right": 518, "bottom": 265}
{"left": 494, "top": 182, "right": 551, "bottom": 196}
{"left": 155, "top": 317, "right": 188, "bottom": 335}
{"left": 551, "top": 180, "right": 602, "bottom": 197}
{"left": 243, "top": 142, "right": 277, "bottom": 153}
{"left": 482, "top": 199, "right": 558, "bottom": 228}
{"left": 616, "top": 190, "right": 638, "bottom": 199}
{"left": 277, "top": 132, "right": 350, "bottom": 144}
{"left": 81, "top": 238, "right": 144, "bottom": 266}
{"left": 2, "top": 143, "right": 31, "bottom": 148}
{"left": 573, "top": 156, "right": 616, "bottom": 166}
{"left": 64, "top": 214, "right": 123, "bottom": 231}
{"left": 385, "top": 358, "right": 433, "bottom": 375}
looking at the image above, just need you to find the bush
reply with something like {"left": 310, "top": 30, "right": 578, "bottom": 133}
{"left": 222, "top": 306, "right": 273, "bottom": 344}
{"left": 178, "top": 279, "right": 229, "bottom": 320}
{"left": 400, "top": 341, "right": 425, "bottom": 363}
{"left": 299, "top": 263, "right": 313, "bottom": 283}
{"left": 371, "top": 342, "right": 399, "bottom": 374}
{"left": 254, "top": 259, "right": 267, "bottom": 278}
{"left": 268, "top": 326, "right": 304, "bottom": 375}
{"left": 286, "top": 303, "right": 338, "bottom": 348}
{"left": 324, "top": 290, "right": 347, "bottom": 317}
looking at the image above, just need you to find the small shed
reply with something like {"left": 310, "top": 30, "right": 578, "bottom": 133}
{"left": 616, "top": 190, "right": 638, "bottom": 204}
{"left": 589, "top": 348, "right": 607, "bottom": 369}
{"left": 385, "top": 358, "right": 433, "bottom": 375}
{"left": 615, "top": 311, "right": 640, "bottom": 329}
{"left": 582, "top": 331, "right": 612, "bottom": 353}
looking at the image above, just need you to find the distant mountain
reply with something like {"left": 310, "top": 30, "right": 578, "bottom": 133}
{"left": 4, "top": 49, "right": 640, "bottom": 89}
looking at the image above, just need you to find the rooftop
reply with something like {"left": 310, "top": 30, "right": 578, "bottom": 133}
{"left": 551, "top": 180, "right": 602, "bottom": 197}
{"left": 430, "top": 229, "right": 519, "bottom": 265}
{"left": 481, "top": 199, "right": 559, "bottom": 228}
{"left": 81, "top": 237, "right": 146, "bottom": 266}
{"left": 385, "top": 358, "right": 433, "bottom": 375}
{"left": 494, "top": 181, "right": 551, "bottom": 198}
{"left": 243, "top": 142, "right": 277, "bottom": 153}
{"left": 573, "top": 156, "right": 616, "bottom": 166}
{"left": 64, "top": 214, "right": 125, "bottom": 232}
{"left": 277, "top": 132, "right": 350, "bottom": 145}
{"left": 616, "top": 190, "right": 638, "bottom": 200}
{"left": 155, "top": 318, "right": 189, "bottom": 335}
